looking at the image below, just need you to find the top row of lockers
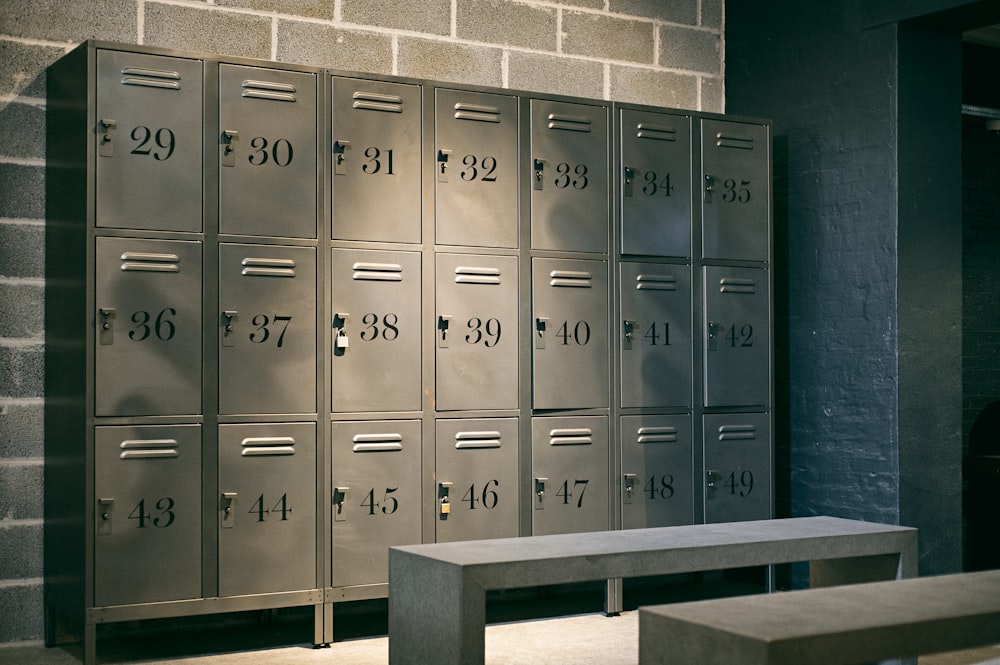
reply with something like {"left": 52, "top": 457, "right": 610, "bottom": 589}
{"left": 83, "top": 46, "right": 770, "bottom": 261}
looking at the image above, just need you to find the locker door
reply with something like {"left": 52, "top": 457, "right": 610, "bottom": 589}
{"left": 703, "top": 266, "right": 769, "bottom": 408}
{"left": 331, "top": 249, "right": 421, "bottom": 413}
{"left": 530, "top": 99, "right": 609, "bottom": 253}
{"left": 619, "top": 262, "right": 692, "bottom": 409}
{"left": 331, "top": 420, "right": 421, "bottom": 587}
{"left": 619, "top": 109, "right": 692, "bottom": 257}
{"left": 95, "top": 50, "right": 202, "bottom": 232}
{"left": 701, "top": 119, "right": 769, "bottom": 261}
{"left": 94, "top": 424, "right": 201, "bottom": 607}
{"left": 95, "top": 237, "right": 202, "bottom": 417}
{"left": 532, "top": 258, "right": 609, "bottom": 410}
{"left": 218, "top": 423, "right": 316, "bottom": 596}
{"left": 435, "top": 253, "right": 518, "bottom": 411}
{"left": 620, "top": 415, "right": 693, "bottom": 529}
{"left": 703, "top": 413, "right": 771, "bottom": 523}
{"left": 435, "top": 418, "right": 519, "bottom": 543}
{"left": 331, "top": 77, "right": 421, "bottom": 243}
{"left": 219, "top": 244, "right": 316, "bottom": 415}
{"left": 435, "top": 88, "right": 518, "bottom": 248}
{"left": 219, "top": 64, "right": 317, "bottom": 238}
{"left": 531, "top": 416, "right": 609, "bottom": 535}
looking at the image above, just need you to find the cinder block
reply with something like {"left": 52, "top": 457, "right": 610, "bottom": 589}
{"left": 0, "top": 41, "right": 61, "bottom": 100}
{"left": 457, "top": 0, "right": 557, "bottom": 51}
{"left": 218, "top": 0, "right": 334, "bottom": 20}
{"left": 0, "top": 0, "right": 136, "bottom": 44}
{"left": 397, "top": 39, "right": 502, "bottom": 88}
{"left": 701, "top": 75, "right": 724, "bottom": 113}
{"left": 562, "top": 11, "right": 655, "bottom": 64}
{"left": 0, "top": 582, "right": 43, "bottom": 642}
{"left": 0, "top": 346, "right": 44, "bottom": 400}
{"left": 701, "top": 0, "right": 723, "bottom": 29}
{"left": 0, "top": 462, "right": 43, "bottom": 521}
{"left": 277, "top": 21, "right": 392, "bottom": 73}
{"left": 0, "top": 103, "right": 44, "bottom": 161}
{"left": 0, "top": 401, "right": 44, "bottom": 459}
{"left": 508, "top": 51, "right": 603, "bottom": 100}
{"left": 144, "top": 4, "right": 272, "bottom": 60}
{"left": 0, "top": 522, "right": 42, "bottom": 580}
{"left": 545, "top": 0, "right": 604, "bottom": 9}
{"left": 608, "top": 0, "right": 696, "bottom": 25}
{"left": 659, "top": 25, "right": 721, "bottom": 74}
{"left": 609, "top": 65, "right": 697, "bottom": 110}
{"left": 342, "top": 0, "right": 450, "bottom": 36}
{"left": 0, "top": 282, "right": 44, "bottom": 339}
{"left": 0, "top": 222, "right": 44, "bottom": 279}
{"left": 0, "top": 163, "right": 43, "bottom": 219}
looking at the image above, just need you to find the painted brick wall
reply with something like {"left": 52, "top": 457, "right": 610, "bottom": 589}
{"left": 0, "top": 0, "right": 723, "bottom": 645}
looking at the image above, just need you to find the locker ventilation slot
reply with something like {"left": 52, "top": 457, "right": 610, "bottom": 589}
{"left": 241, "top": 257, "right": 297, "bottom": 278}
{"left": 242, "top": 79, "right": 297, "bottom": 103}
{"left": 636, "top": 123, "right": 677, "bottom": 141}
{"left": 119, "top": 438, "right": 179, "bottom": 459}
{"left": 120, "top": 67, "right": 181, "bottom": 90}
{"left": 119, "top": 252, "right": 180, "bottom": 273}
{"left": 636, "top": 427, "right": 678, "bottom": 444}
{"left": 455, "top": 266, "right": 501, "bottom": 285}
{"left": 352, "top": 433, "right": 404, "bottom": 452}
{"left": 454, "top": 103, "right": 501, "bottom": 123}
{"left": 635, "top": 274, "right": 677, "bottom": 291}
{"left": 353, "top": 91, "right": 403, "bottom": 113}
{"left": 716, "top": 133, "right": 755, "bottom": 150}
{"left": 549, "top": 270, "right": 592, "bottom": 288}
{"left": 716, "top": 425, "right": 757, "bottom": 441}
{"left": 718, "top": 278, "right": 756, "bottom": 294}
{"left": 241, "top": 436, "right": 296, "bottom": 456}
{"left": 352, "top": 262, "right": 404, "bottom": 281}
{"left": 547, "top": 113, "right": 592, "bottom": 133}
{"left": 548, "top": 428, "right": 593, "bottom": 446}
{"left": 454, "top": 431, "right": 503, "bottom": 449}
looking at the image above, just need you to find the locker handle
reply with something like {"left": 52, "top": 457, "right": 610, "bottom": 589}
{"left": 534, "top": 478, "right": 548, "bottom": 509}
{"left": 222, "top": 492, "right": 237, "bottom": 514}
{"left": 535, "top": 317, "right": 548, "bottom": 349}
{"left": 623, "top": 320, "right": 639, "bottom": 350}
{"left": 222, "top": 310, "right": 238, "bottom": 347}
{"left": 97, "top": 498, "right": 114, "bottom": 535}
{"left": 438, "top": 482, "right": 453, "bottom": 518}
{"left": 623, "top": 166, "right": 635, "bottom": 197}
{"left": 707, "top": 322, "right": 720, "bottom": 351}
{"left": 99, "top": 307, "right": 116, "bottom": 345}
{"left": 533, "top": 158, "right": 545, "bottom": 190}
{"left": 438, "top": 315, "right": 452, "bottom": 348}
{"left": 437, "top": 149, "right": 452, "bottom": 182}
{"left": 704, "top": 174, "right": 715, "bottom": 203}
{"left": 333, "top": 487, "right": 349, "bottom": 521}
{"left": 706, "top": 470, "right": 722, "bottom": 499}
{"left": 99, "top": 118, "right": 117, "bottom": 156}
{"left": 222, "top": 130, "right": 239, "bottom": 167}
{"left": 623, "top": 473, "right": 638, "bottom": 504}
{"left": 333, "top": 313, "right": 350, "bottom": 353}
{"left": 334, "top": 139, "right": 351, "bottom": 175}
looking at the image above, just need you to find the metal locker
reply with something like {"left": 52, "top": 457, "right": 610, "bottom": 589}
{"left": 331, "top": 420, "right": 421, "bottom": 587}
{"left": 703, "top": 413, "right": 771, "bottom": 523}
{"left": 218, "top": 423, "right": 316, "bottom": 597}
{"left": 619, "top": 109, "right": 692, "bottom": 257}
{"left": 619, "top": 261, "right": 692, "bottom": 409}
{"left": 531, "top": 258, "right": 609, "bottom": 410}
{"left": 94, "top": 424, "right": 201, "bottom": 607}
{"left": 331, "top": 248, "right": 421, "bottom": 413}
{"left": 435, "top": 418, "right": 519, "bottom": 543}
{"left": 620, "top": 415, "right": 693, "bottom": 529}
{"left": 434, "top": 88, "right": 519, "bottom": 248}
{"left": 435, "top": 253, "right": 518, "bottom": 411}
{"left": 531, "top": 416, "right": 609, "bottom": 535}
{"left": 701, "top": 119, "right": 769, "bottom": 262}
{"left": 95, "top": 49, "right": 203, "bottom": 232}
{"left": 219, "top": 244, "right": 316, "bottom": 415}
{"left": 703, "top": 266, "right": 770, "bottom": 408}
{"left": 219, "top": 64, "right": 317, "bottom": 238}
{"left": 95, "top": 237, "right": 202, "bottom": 417}
{"left": 529, "top": 99, "right": 609, "bottom": 253}
{"left": 331, "top": 77, "right": 421, "bottom": 243}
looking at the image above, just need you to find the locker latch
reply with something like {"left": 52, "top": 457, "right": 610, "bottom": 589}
{"left": 706, "top": 470, "right": 722, "bottom": 500}
{"left": 438, "top": 482, "right": 453, "bottom": 518}
{"left": 534, "top": 477, "right": 548, "bottom": 510}
{"left": 535, "top": 317, "right": 548, "bottom": 349}
{"left": 533, "top": 158, "right": 545, "bottom": 190}
{"left": 99, "top": 307, "right": 116, "bottom": 345}
{"left": 704, "top": 174, "right": 715, "bottom": 203}
{"left": 99, "top": 118, "right": 117, "bottom": 157}
{"left": 707, "top": 322, "right": 720, "bottom": 351}
{"left": 623, "top": 474, "right": 638, "bottom": 505}
{"left": 97, "top": 497, "right": 114, "bottom": 536}
{"left": 334, "top": 139, "right": 351, "bottom": 175}
{"left": 437, "top": 149, "right": 451, "bottom": 182}
{"left": 333, "top": 313, "right": 350, "bottom": 355}
{"left": 438, "top": 315, "right": 452, "bottom": 348}
{"left": 222, "top": 130, "right": 239, "bottom": 167}
{"left": 623, "top": 320, "right": 639, "bottom": 351}
{"left": 222, "top": 310, "right": 238, "bottom": 347}
{"left": 623, "top": 166, "right": 635, "bottom": 197}
{"left": 221, "top": 492, "right": 237, "bottom": 529}
{"left": 333, "top": 486, "right": 349, "bottom": 522}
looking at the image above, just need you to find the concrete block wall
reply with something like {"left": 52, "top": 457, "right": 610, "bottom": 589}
{"left": 0, "top": 0, "right": 724, "bottom": 646}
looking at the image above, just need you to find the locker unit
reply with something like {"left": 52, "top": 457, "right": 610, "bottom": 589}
{"left": 620, "top": 415, "right": 694, "bottom": 529}
{"left": 703, "top": 413, "right": 771, "bottom": 523}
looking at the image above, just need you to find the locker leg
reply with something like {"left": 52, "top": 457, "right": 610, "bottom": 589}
{"left": 84, "top": 621, "right": 96, "bottom": 665}
{"left": 313, "top": 602, "right": 332, "bottom": 648}
{"left": 604, "top": 578, "right": 623, "bottom": 616}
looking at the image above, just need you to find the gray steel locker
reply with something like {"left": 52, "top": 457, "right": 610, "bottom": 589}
{"left": 703, "top": 266, "right": 770, "bottom": 408}
{"left": 219, "top": 64, "right": 317, "bottom": 238}
{"left": 218, "top": 423, "right": 316, "bottom": 597}
{"left": 703, "top": 413, "right": 771, "bottom": 523}
{"left": 331, "top": 420, "right": 421, "bottom": 587}
{"left": 94, "top": 424, "right": 201, "bottom": 607}
{"left": 95, "top": 49, "right": 203, "bottom": 232}
{"left": 219, "top": 244, "right": 316, "bottom": 415}
{"left": 620, "top": 415, "right": 693, "bottom": 529}
{"left": 435, "top": 418, "right": 519, "bottom": 543}
{"left": 531, "top": 258, "right": 609, "bottom": 410}
{"left": 331, "top": 77, "right": 421, "bottom": 243}
{"left": 619, "top": 261, "right": 692, "bottom": 409}
{"left": 435, "top": 253, "right": 518, "bottom": 411}
{"left": 529, "top": 99, "right": 609, "bottom": 253}
{"left": 619, "top": 109, "right": 692, "bottom": 257}
{"left": 434, "top": 88, "right": 519, "bottom": 248}
{"left": 701, "top": 119, "right": 769, "bottom": 262}
{"left": 531, "top": 416, "right": 609, "bottom": 535}
{"left": 95, "top": 237, "right": 202, "bottom": 417}
{"left": 331, "top": 248, "right": 421, "bottom": 413}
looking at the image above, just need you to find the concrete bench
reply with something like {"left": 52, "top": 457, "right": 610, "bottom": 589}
{"left": 639, "top": 568, "right": 1000, "bottom": 665}
{"left": 387, "top": 516, "right": 917, "bottom": 665}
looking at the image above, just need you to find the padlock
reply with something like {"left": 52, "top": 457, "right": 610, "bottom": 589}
{"left": 336, "top": 331, "right": 349, "bottom": 348}
{"left": 440, "top": 497, "right": 451, "bottom": 515}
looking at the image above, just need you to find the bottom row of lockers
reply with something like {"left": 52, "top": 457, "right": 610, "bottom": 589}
{"left": 92, "top": 413, "right": 769, "bottom": 608}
